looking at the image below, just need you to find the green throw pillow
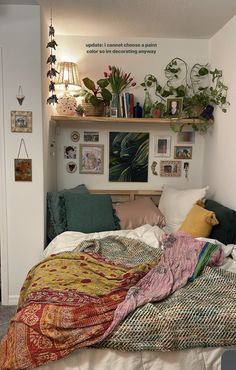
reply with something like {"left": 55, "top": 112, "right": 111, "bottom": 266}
{"left": 47, "top": 184, "right": 89, "bottom": 241}
{"left": 205, "top": 199, "right": 236, "bottom": 244}
{"left": 63, "top": 193, "right": 119, "bottom": 233}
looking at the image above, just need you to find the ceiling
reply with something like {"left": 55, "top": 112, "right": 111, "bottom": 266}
{"left": 1, "top": 0, "right": 236, "bottom": 39}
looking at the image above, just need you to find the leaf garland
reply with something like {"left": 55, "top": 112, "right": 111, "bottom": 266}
{"left": 46, "top": 10, "right": 58, "bottom": 105}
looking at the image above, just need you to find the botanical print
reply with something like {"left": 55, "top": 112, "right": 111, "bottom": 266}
{"left": 109, "top": 132, "right": 149, "bottom": 182}
{"left": 80, "top": 144, "right": 104, "bottom": 174}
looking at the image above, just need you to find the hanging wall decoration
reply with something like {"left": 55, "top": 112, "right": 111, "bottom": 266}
{"left": 14, "top": 138, "right": 32, "bottom": 181}
{"left": 16, "top": 85, "right": 25, "bottom": 106}
{"left": 11, "top": 110, "right": 32, "bottom": 133}
{"left": 46, "top": 9, "right": 58, "bottom": 105}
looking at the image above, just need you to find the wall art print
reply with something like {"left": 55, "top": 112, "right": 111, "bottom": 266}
{"left": 79, "top": 144, "right": 104, "bottom": 174}
{"left": 160, "top": 160, "right": 181, "bottom": 177}
{"left": 109, "top": 132, "right": 149, "bottom": 182}
{"left": 11, "top": 110, "right": 32, "bottom": 133}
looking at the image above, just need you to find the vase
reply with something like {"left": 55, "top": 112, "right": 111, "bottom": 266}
{"left": 143, "top": 91, "right": 152, "bottom": 118}
{"left": 134, "top": 102, "right": 143, "bottom": 118}
{"left": 110, "top": 93, "right": 120, "bottom": 117}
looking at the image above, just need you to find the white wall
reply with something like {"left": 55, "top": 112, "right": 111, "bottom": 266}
{"left": 204, "top": 15, "right": 236, "bottom": 210}
{"left": 0, "top": 4, "right": 44, "bottom": 304}
{"left": 52, "top": 36, "right": 209, "bottom": 191}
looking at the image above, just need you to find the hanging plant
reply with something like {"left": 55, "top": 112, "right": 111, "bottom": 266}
{"left": 46, "top": 11, "right": 58, "bottom": 105}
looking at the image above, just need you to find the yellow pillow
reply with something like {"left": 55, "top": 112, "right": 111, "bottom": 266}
{"left": 179, "top": 204, "right": 219, "bottom": 238}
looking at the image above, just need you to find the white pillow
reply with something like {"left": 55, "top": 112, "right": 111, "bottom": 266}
{"left": 158, "top": 185, "right": 209, "bottom": 233}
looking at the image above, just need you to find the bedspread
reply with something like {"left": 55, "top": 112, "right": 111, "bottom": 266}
{"left": 0, "top": 233, "right": 225, "bottom": 370}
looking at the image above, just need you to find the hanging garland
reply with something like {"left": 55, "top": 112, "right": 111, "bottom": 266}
{"left": 46, "top": 10, "right": 58, "bottom": 105}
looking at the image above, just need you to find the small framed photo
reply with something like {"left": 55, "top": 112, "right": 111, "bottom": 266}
{"left": 84, "top": 131, "right": 99, "bottom": 142}
{"left": 14, "top": 159, "right": 32, "bottom": 181}
{"left": 160, "top": 160, "right": 181, "bottom": 177}
{"left": 64, "top": 145, "right": 77, "bottom": 159}
{"left": 177, "top": 131, "right": 195, "bottom": 144}
{"left": 11, "top": 111, "right": 32, "bottom": 133}
{"left": 154, "top": 136, "right": 171, "bottom": 157}
{"left": 174, "top": 146, "right": 192, "bottom": 159}
{"left": 79, "top": 144, "right": 104, "bottom": 174}
{"left": 166, "top": 97, "right": 183, "bottom": 117}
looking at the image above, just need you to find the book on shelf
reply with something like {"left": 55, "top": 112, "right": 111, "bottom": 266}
{"left": 123, "top": 92, "right": 135, "bottom": 118}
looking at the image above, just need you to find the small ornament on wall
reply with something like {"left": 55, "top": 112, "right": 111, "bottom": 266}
{"left": 151, "top": 161, "right": 158, "bottom": 176}
{"left": 16, "top": 85, "right": 25, "bottom": 106}
{"left": 11, "top": 110, "right": 32, "bottom": 133}
{"left": 184, "top": 162, "right": 189, "bottom": 179}
{"left": 66, "top": 161, "right": 77, "bottom": 173}
{"left": 71, "top": 131, "right": 80, "bottom": 142}
{"left": 14, "top": 138, "right": 32, "bottom": 181}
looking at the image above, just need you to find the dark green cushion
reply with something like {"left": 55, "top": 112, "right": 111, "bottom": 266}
{"left": 63, "top": 193, "right": 119, "bottom": 233}
{"left": 205, "top": 199, "right": 236, "bottom": 244}
{"left": 47, "top": 184, "right": 89, "bottom": 241}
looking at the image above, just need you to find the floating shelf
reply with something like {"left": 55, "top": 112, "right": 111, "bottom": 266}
{"left": 51, "top": 115, "right": 209, "bottom": 126}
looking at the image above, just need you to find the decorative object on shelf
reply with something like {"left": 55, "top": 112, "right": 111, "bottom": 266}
{"left": 66, "top": 161, "right": 77, "bottom": 174}
{"left": 84, "top": 131, "right": 99, "bottom": 142}
{"left": 109, "top": 132, "right": 149, "bottom": 182}
{"left": 54, "top": 61, "right": 81, "bottom": 115}
{"left": 141, "top": 74, "right": 166, "bottom": 118}
{"left": 174, "top": 146, "right": 192, "bottom": 160}
{"left": 143, "top": 90, "right": 153, "bottom": 118}
{"left": 151, "top": 102, "right": 165, "bottom": 118}
{"left": 11, "top": 110, "right": 32, "bottom": 133}
{"left": 184, "top": 162, "right": 189, "bottom": 179}
{"left": 14, "top": 138, "right": 32, "bottom": 182}
{"left": 79, "top": 144, "right": 104, "bottom": 174}
{"left": 166, "top": 97, "right": 183, "bottom": 117}
{"left": 151, "top": 161, "right": 158, "bottom": 176}
{"left": 104, "top": 65, "right": 136, "bottom": 117}
{"left": 79, "top": 77, "right": 112, "bottom": 116}
{"left": 16, "top": 85, "right": 25, "bottom": 106}
{"left": 46, "top": 9, "right": 58, "bottom": 105}
{"left": 75, "top": 104, "right": 85, "bottom": 116}
{"left": 134, "top": 102, "right": 143, "bottom": 118}
{"left": 64, "top": 145, "right": 76, "bottom": 159}
{"left": 70, "top": 131, "right": 80, "bottom": 142}
{"left": 154, "top": 136, "right": 171, "bottom": 157}
{"left": 160, "top": 160, "right": 181, "bottom": 177}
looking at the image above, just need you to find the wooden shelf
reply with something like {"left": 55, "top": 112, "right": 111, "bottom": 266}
{"left": 51, "top": 115, "right": 208, "bottom": 125}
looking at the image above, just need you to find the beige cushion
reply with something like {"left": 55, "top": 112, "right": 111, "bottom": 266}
{"left": 113, "top": 197, "right": 166, "bottom": 230}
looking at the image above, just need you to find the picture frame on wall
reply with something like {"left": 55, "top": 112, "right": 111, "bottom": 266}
{"left": 166, "top": 97, "right": 183, "bottom": 117}
{"left": 174, "top": 146, "right": 192, "bottom": 159}
{"left": 154, "top": 135, "right": 171, "bottom": 157}
{"left": 79, "top": 144, "right": 104, "bottom": 174}
{"left": 14, "top": 158, "right": 32, "bottom": 181}
{"left": 160, "top": 160, "right": 181, "bottom": 177}
{"left": 11, "top": 110, "right": 32, "bottom": 133}
{"left": 177, "top": 131, "right": 195, "bottom": 144}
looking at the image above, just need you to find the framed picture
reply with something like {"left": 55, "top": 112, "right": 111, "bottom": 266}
{"left": 64, "top": 145, "right": 77, "bottom": 159}
{"left": 174, "top": 146, "right": 192, "bottom": 159}
{"left": 14, "top": 159, "right": 32, "bottom": 181}
{"left": 160, "top": 160, "right": 181, "bottom": 177}
{"left": 84, "top": 131, "right": 99, "bottom": 142}
{"left": 79, "top": 144, "right": 104, "bottom": 174}
{"left": 66, "top": 161, "right": 77, "bottom": 173}
{"left": 166, "top": 97, "right": 183, "bottom": 117}
{"left": 11, "top": 111, "right": 32, "bottom": 133}
{"left": 177, "top": 131, "right": 195, "bottom": 144}
{"left": 154, "top": 135, "right": 171, "bottom": 157}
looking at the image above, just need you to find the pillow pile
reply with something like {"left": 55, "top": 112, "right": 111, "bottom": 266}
{"left": 113, "top": 197, "right": 166, "bottom": 230}
{"left": 158, "top": 185, "right": 209, "bottom": 233}
{"left": 179, "top": 203, "right": 219, "bottom": 238}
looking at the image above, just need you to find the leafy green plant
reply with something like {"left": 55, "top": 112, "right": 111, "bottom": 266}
{"left": 75, "top": 104, "right": 85, "bottom": 115}
{"left": 80, "top": 77, "right": 112, "bottom": 107}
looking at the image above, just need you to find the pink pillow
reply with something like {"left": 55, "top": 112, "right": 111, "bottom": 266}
{"left": 113, "top": 197, "right": 166, "bottom": 230}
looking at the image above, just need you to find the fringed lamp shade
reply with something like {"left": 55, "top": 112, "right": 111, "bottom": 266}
{"left": 54, "top": 62, "right": 81, "bottom": 90}
{"left": 55, "top": 62, "right": 81, "bottom": 116}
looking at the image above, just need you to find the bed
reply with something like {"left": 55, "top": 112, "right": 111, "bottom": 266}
{"left": 1, "top": 186, "right": 236, "bottom": 370}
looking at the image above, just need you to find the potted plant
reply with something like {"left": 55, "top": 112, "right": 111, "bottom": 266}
{"left": 151, "top": 101, "right": 165, "bottom": 118}
{"left": 75, "top": 104, "right": 85, "bottom": 116}
{"left": 79, "top": 77, "right": 112, "bottom": 116}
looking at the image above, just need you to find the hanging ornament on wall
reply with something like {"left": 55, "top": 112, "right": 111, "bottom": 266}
{"left": 16, "top": 85, "right": 25, "bottom": 106}
{"left": 46, "top": 9, "right": 58, "bottom": 105}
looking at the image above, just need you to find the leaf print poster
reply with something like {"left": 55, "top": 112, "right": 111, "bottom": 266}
{"left": 109, "top": 132, "right": 149, "bottom": 182}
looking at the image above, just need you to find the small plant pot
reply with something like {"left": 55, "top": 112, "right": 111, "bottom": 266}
{"left": 82, "top": 101, "right": 105, "bottom": 117}
{"left": 151, "top": 107, "right": 161, "bottom": 118}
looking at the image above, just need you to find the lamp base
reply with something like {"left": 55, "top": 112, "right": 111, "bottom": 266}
{"left": 56, "top": 94, "right": 77, "bottom": 116}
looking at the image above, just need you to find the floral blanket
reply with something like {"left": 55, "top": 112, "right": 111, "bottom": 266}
{"left": 0, "top": 233, "right": 223, "bottom": 370}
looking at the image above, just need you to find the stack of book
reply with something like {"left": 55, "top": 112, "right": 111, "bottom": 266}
{"left": 119, "top": 92, "right": 134, "bottom": 118}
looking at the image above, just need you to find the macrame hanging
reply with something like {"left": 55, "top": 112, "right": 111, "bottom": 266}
{"left": 46, "top": 9, "right": 59, "bottom": 105}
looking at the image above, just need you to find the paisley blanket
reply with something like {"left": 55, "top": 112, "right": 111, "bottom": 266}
{"left": 0, "top": 233, "right": 224, "bottom": 370}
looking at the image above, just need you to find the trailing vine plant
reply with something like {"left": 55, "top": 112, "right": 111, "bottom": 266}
{"left": 46, "top": 9, "right": 59, "bottom": 105}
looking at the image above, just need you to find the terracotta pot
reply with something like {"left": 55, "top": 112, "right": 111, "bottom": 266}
{"left": 151, "top": 107, "right": 161, "bottom": 118}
